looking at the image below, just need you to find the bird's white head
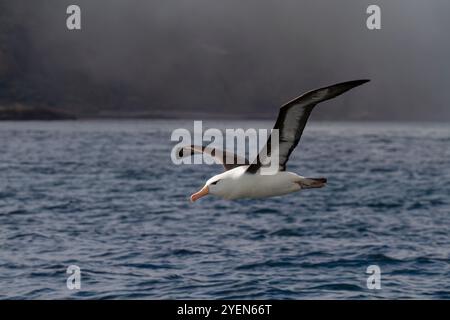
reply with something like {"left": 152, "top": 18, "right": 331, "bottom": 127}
{"left": 190, "top": 172, "right": 234, "bottom": 202}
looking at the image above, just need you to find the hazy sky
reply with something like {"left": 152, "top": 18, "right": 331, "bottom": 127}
{"left": 1, "top": 0, "right": 449, "bottom": 120}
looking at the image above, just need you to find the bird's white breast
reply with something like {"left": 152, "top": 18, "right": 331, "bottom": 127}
{"left": 221, "top": 167, "right": 302, "bottom": 199}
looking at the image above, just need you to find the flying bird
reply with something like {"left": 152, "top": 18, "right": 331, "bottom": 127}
{"left": 177, "top": 80, "right": 370, "bottom": 201}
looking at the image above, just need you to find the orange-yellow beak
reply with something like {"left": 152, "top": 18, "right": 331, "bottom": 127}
{"left": 190, "top": 186, "right": 209, "bottom": 202}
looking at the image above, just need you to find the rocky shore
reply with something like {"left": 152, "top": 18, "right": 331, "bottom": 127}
{"left": 0, "top": 105, "right": 76, "bottom": 120}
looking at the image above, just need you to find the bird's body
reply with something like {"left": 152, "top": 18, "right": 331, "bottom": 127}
{"left": 206, "top": 166, "right": 304, "bottom": 200}
{"left": 176, "top": 79, "right": 370, "bottom": 202}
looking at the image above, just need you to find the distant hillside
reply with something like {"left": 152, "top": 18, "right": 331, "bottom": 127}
{"left": 0, "top": 104, "right": 76, "bottom": 120}
{"left": 1, "top": 2, "right": 450, "bottom": 121}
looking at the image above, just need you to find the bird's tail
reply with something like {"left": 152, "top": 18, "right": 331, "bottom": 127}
{"left": 299, "top": 177, "right": 327, "bottom": 189}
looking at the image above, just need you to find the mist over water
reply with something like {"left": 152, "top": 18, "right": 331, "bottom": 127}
{"left": 1, "top": 1, "right": 450, "bottom": 120}
{"left": 1, "top": 120, "right": 449, "bottom": 299}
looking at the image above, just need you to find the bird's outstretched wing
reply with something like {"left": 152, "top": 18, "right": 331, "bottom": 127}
{"left": 176, "top": 145, "right": 250, "bottom": 171}
{"left": 246, "top": 79, "right": 370, "bottom": 174}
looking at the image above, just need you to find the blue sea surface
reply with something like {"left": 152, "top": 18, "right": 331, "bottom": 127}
{"left": 0, "top": 120, "right": 450, "bottom": 299}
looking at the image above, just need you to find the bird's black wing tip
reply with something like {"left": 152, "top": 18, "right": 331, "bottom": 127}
{"left": 338, "top": 79, "right": 370, "bottom": 90}
{"left": 352, "top": 79, "right": 371, "bottom": 85}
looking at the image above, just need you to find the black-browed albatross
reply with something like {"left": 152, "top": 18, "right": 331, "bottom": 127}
{"left": 177, "top": 79, "right": 370, "bottom": 201}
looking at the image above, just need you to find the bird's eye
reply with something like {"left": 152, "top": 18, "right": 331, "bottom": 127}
{"left": 211, "top": 180, "right": 220, "bottom": 185}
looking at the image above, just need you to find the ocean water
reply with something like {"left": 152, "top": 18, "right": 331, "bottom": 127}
{"left": 0, "top": 120, "right": 449, "bottom": 299}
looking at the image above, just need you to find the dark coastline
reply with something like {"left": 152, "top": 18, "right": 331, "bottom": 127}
{"left": 0, "top": 105, "right": 76, "bottom": 121}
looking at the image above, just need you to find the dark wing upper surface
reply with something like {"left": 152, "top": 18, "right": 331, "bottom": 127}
{"left": 246, "top": 79, "right": 370, "bottom": 173}
{"left": 176, "top": 144, "right": 250, "bottom": 171}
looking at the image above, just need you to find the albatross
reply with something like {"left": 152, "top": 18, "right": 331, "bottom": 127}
{"left": 177, "top": 79, "right": 370, "bottom": 201}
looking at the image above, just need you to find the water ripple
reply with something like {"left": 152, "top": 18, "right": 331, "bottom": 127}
{"left": 1, "top": 120, "right": 450, "bottom": 299}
